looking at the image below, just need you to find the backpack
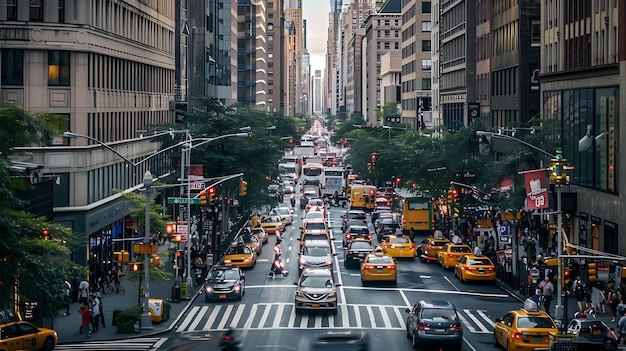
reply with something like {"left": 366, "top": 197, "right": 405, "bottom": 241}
{"left": 612, "top": 291, "right": 619, "bottom": 304}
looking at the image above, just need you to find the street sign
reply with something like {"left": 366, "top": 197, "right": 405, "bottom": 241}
{"left": 167, "top": 197, "right": 201, "bottom": 204}
{"left": 189, "top": 182, "right": 205, "bottom": 190}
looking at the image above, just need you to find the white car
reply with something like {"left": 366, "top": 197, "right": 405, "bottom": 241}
{"left": 270, "top": 206, "right": 293, "bottom": 225}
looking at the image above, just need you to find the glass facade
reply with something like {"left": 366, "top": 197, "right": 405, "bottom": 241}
{"left": 543, "top": 87, "right": 619, "bottom": 193}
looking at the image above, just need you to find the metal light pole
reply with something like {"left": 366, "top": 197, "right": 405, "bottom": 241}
{"left": 550, "top": 148, "right": 567, "bottom": 328}
{"left": 141, "top": 171, "right": 153, "bottom": 330}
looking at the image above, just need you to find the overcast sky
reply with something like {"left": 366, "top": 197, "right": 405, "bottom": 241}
{"left": 302, "top": 1, "right": 330, "bottom": 72}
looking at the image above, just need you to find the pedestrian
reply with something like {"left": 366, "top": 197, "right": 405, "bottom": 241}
{"left": 530, "top": 283, "right": 542, "bottom": 305}
{"left": 539, "top": 277, "right": 554, "bottom": 315}
{"left": 63, "top": 280, "right": 72, "bottom": 316}
{"left": 545, "top": 240, "right": 557, "bottom": 257}
{"left": 473, "top": 245, "right": 482, "bottom": 256}
{"left": 608, "top": 286, "right": 619, "bottom": 322}
{"left": 96, "top": 291, "right": 106, "bottom": 328}
{"left": 78, "top": 278, "right": 89, "bottom": 305}
{"left": 585, "top": 281, "right": 593, "bottom": 309}
{"left": 573, "top": 280, "right": 587, "bottom": 312}
{"left": 79, "top": 304, "right": 91, "bottom": 337}
{"left": 108, "top": 265, "right": 121, "bottom": 293}
{"left": 618, "top": 308, "right": 626, "bottom": 345}
{"left": 88, "top": 293, "right": 100, "bottom": 332}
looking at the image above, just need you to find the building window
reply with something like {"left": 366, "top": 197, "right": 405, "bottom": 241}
{"left": 59, "top": 0, "right": 65, "bottom": 22}
{"left": 422, "top": 1, "right": 432, "bottom": 13}
{"left": 30, "top": 0, "right": 44, "bottom": 22}
{"left": 268, "top": 80, "right": 274, "bottom": 85}
{"left": 1, "top": 49, "right": 24, "bottom": 85}
{"left": 268, "top": 22, "right": 274, "bottom": 31}
{"left": 268, "top": 53, "right": 273, "bottom": 59}
{"left": 48, "top": 51, "right": 71, "bottom": 86}
{"left": 268, "top": 89, "right": 273, "bottom": 94}
{"left": 268, "top": 62, "right": 274, "bottom": 67}
{"left": 384, "top": 42, "right": 390, "bottom": 50}
{"left": 395, "top": 42, "right": 399, "bottom": 50}
{"left": 422, "top": 40, "right": 431, "bottom": 51}
{"left": 268, "top": 2, "right": 273, "bottom": 8}
{"left": 268, "top": 72, "right": 273, "bottom": 76}
{"left": 422, "top": 59, "right": 432, "bottom": 70}
{"left": 268, "top": 35, "right": 273, "bottom": 41}
{"left": 421, "top": 78, "right": 431, "bottom": 90}
{"left": 422, "top": 21, "right": 432, "bottom": 32}
{"left": 7, "top": 0, "right": 17, "bottom": 20}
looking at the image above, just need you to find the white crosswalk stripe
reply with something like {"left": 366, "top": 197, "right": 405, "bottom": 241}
{"left": 177, "top": 304, "right": 494, "bottom": 333}
{"left": 55, "top": 337, "right": 166, "bottom": 351}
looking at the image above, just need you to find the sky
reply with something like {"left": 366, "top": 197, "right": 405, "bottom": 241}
{"left": 302, "top": 1, "right": 330, "bottom": 72}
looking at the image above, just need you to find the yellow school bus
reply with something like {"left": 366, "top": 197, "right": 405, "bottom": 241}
{"left": 349, "top": 184, "right": 377, "bottom": 210}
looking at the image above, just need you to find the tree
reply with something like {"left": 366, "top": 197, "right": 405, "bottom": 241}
{"left": 0, "top": 105, "right": 84, "bottom": 323}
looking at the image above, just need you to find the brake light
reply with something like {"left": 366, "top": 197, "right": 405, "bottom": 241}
{"left": 514, "top": 333, "right": 522, "bottom": 340}
{"left": 463, "top": 266, "right": 477, "bottom": 271}
{"left": 416, "top": 323, "right": 430, "bottom": 331}
{"left": 367, "top": 233, "right": 372, "bottom": 240}
{"left": 448, "top": 254, "right": 456, "bottom": 258}
{"left": 410, "top": 245, "right": 416, "bottom": 249}
{"left": 364, "top": 264, "right": 374, "bottom": 270}
{"left": 325, "top": 259, "right": 333, "bottom": 265}
{"left": 299, "top": 257, "right": 306, "bottom": 265}
{"left": 580, "top": 327, "right": 589, "bottom": 333}
{"left": 346, "top": 234, "right": 352, "bottom": 240}
{"left": 389, "top": 264, "right": 396, "bottom": 270}
{"left": 402, "top": 218, "right": 406, "bottom": 224}
{"left": 429, "top": 243, "right": 434, "bottom": 249}
{"left": 450, "top": 324, "right": 462, "bottom": 331}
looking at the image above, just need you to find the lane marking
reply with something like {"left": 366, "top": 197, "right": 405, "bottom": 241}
{"left": 202, "top": 305, "right": 222, "bottom": 331}
{"left": 216, "top": 305, "right": 234, "bottom": 330}
{"left": 229, "top": 304, "right": 246, "bottom": 329}
{"left": 463, "top": 308, "right": 490, "bottom": 332}
{"left": 444, "top": 275, "right": 460, "bottom": 291}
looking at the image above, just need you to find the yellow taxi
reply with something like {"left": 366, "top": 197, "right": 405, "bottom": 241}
{"left": 417, "top": 237, "right": 450, "bottom": 263}
{"left": 260, "top": 215, "right": 285, "bottom": 234}
{"left": 454, "top": 254, "right": 496, "bottom": 283}
{"left": 493, "top": 299, "right": 558, "bottom": 351}
{"left": 360, "top": 248, "right": 397, "bottom": 286}
{"left": 251, "top": 227, "right": 268, "bottom": 244}
{"left": 436, "top": 243, "right": 472, "bottom": 269}
{"left": 241, "top": 234, "right": 262, "bottom": 254}
{"left": 0, "top": 319, "right": 58, "bottom": 351}
{"left": 223, "top": 243, "right": 257, "bottom": 268}
{"left": 380, "top": 234, "right": 416, "bottom": 259}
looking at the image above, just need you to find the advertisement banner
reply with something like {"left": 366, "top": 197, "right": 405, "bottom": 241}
{"left": 522, "top": 169, "right": 549, "bottom": 210}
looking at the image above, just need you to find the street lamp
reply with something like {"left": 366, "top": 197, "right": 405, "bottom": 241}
{"left": 476, "top": 131, "right": 567, "bottom": 323}
{"left": 140, "top": 171, "right": 154, "bottom": 330}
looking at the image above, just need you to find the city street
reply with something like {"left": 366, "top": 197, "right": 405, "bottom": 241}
{"left": 152, "top": 198, "right": 522, "bottom": 351}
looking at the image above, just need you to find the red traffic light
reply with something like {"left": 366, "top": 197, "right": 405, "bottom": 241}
{"left": 42, "top": 229, "right": 50, "bottom": 237}
{"left": 176, "top": 250, "right": 183, "bottom": 258}
{"left": 395, "top": 177, "right": 401, "bottom": 184}
{"left": 371, "top": 152, "right": 378, "bottom": 161}
{"left": 208, "top": 187, "right": 216, "bottom": 195}
{"left": 289, "top": 137, "right": 293, "bottom": 144}
{"left": 369, "top": 189, "right": 376, "bottom": 195}
{"left": 411, "top": 182, "right": 417, "bottom": 188}
{"left": 451, "top": 188, "right": 459, "bottom": 197}
{"left": 132, "top": 263, "right": 142, "bottom": 272}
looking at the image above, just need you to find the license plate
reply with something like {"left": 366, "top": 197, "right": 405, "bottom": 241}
{"left": 478, "top": 271, "right": 485, "bottom": 274}
{"left": 311, "top": 303, "right": 320, "bottom": 308}
{"left": 219, "top": 294, "right": 227, "bottom": 299}
{"left": 435, "top": 328, "right": 446, "bottom": 333}
{"left": 532, "top": 336, "right": 543, "bottom": 342}
{"left": 592, "top": 329, "right": 601, "bottom": 335}
{"left": 376, "top": 266, "right": 383, "bottom": 269}
{"left": 377, "top": 268, "right": 383, "bottom": 272}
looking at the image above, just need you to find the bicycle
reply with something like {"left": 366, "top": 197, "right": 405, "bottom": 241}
{"left": 103, "top": 281, "right": 125, "bottom": 295}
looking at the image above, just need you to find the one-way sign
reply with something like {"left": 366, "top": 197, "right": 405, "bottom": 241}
{"left": 167, "top": 197, "right": 201, "bottom": 205}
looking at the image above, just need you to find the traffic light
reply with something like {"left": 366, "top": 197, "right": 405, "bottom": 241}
{"left": 132, "top": 262, "right": 143, "bottom": 272}
{"left": 452, "top": 187, "right": 459, "bottom": 199}
{"left": 395, "top": 177, "right": 401, "bottom": 187}
{"left": 176, "top": 250, "right": 184, "bottom": 259}
{"left": 289, "top": 137, "right": 293, "bottom": 144}
{"left": 239, "top": 180, "right": 248, "bottom": 196}
{"left": 199, "top": 190, "right": 207, "bottom": 205}
{"left": 447, "top": 190, "right": 455, "bottom": 203}
{"left": 208, "top": 187, "right": 217, "bottom": 205}
{"left": 412, "top": 182, "right": 417, "bottom": 189}
{"left": 587, "top": 262, "right": 597, "bottom": 282}
{"left": 367, "top": 162, "right": 372, "bottom": 171}
{"left": 371, "top": 152, "right": 378, "bottom": 167}
{"left": 42, "top": 229, "right": 50, "bottom": 239}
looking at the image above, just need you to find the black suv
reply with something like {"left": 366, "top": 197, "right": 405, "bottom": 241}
{"left": 344, "top": 239, "right": 374, "bottom": 268}
{"left": 341, "top": 210, "right": 367, "bottom": 232}
{"left": 405, "top": 300, "right": 463, "bottom": 350}
{"left": 204, "top": 265, "right": 246, "bottom": 302}
{"left": 343, "top": 225, "right": 372, "bottom": 247}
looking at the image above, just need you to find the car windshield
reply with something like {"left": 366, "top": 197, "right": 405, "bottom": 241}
{"left": 421, "top": 308, "right": 458, "bottom": 320}
{"left": 303, "top": 246, "right": 330, "bottom": 256}
{"left": 517, "top": 317, "right": 557, "bottom": 329}
{"left": 263, "top": 217, "right": 280, "bottom": 223}
{"left": 367, "top": 256, "right": 393, "bottom": 264}
{"left": 227, "top": 246, "right": 250, "bottom": 255}
{"left": 347, "top": 212, "right": 366, "bottom": 220}
{"left": 451, "top": 246, "right": 472, "bottom": 253}
{"left": 348, "top": 227, "right": 368, "bottom": 235}
{"left": 300, "top": 275, "right": 334, "bottom": 288}
{"left": 391, "top": 237, "right": 410, "bottom": 244}
{"left": 208, "top": 269, "right": 239, "bottom": 281}
{"left": 351, "top": 242, "right": 372, "bottom": 250}
{"left": 468, "top": 259, "right": 492, "bottom": 266}
{"left": 305, "top": 223, "right": 326, "bottom": 230}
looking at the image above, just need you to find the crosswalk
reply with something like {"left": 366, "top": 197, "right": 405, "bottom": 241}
{"left": 55, "top": 337, "right": 167, "bottom": 351}
{"left": 176, "top": 303, "right": 495, "bottom": 333}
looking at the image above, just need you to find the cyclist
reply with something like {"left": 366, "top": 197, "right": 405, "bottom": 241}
{"left": 107, "top": 265, "right": 121, "bottom": 293}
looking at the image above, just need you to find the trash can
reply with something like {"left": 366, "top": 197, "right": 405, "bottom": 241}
{"left": 170, "top": 284, "right": 180, "bottom": 302}
{"left": 179, "top": 282, "right": 188, "bottom": 300}
{"left": 148, "top": 298, "right": 164, "bottom": 323}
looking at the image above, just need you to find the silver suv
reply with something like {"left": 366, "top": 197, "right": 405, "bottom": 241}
{"left": 294, "top": 268, "right": 339, "bottom": 314}
{"left": 298, "top": 239, "right": 335, "bottom": 275}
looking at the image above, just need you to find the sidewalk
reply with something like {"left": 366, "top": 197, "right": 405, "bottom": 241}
{"left": 54, "top": 242, "right": 203, "bottom": 344}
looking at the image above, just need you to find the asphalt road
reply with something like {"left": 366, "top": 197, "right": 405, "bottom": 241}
{"left": 150, "top": 197, "right": 523, "bottom": 351}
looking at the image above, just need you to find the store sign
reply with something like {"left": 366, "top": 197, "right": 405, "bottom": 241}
{"left": 522, "top": 169, "right": 549, "bottom": 210}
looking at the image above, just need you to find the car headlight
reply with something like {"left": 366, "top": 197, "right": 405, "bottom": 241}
{"left": 234, "top": 284, "right": 241, "bottom": 293}
{"left": 327, "top": 291, "right": 336, "bottom": 297}
{"left": 243, "top": 258, "right": 251, "bottom": 262}
{"left": 205, "top": 286, "right": 214, "bottom": 293}
{"left": 295, "top": 291, "right": 305, "bottom": 297}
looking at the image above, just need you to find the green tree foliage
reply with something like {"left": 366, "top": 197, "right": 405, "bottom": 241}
{"left": 0, "top": 105, "right": 84, "bottom": 320}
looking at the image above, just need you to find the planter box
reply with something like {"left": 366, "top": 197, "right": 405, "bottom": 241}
{"left": 116, "top": 322, "right": 140, "bottom": 334}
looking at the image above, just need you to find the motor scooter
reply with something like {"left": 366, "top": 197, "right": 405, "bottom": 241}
{"left": 266, "top": 253, "right": 289, "bottom": 278}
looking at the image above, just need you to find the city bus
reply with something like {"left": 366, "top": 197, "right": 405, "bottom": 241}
{"left": 401, "top": 196, "right": 434, "bottom": 236}
{"left": 321, "top": 166, "right": 346, "bottom": 198}
{"left": 300, "top": 163, "right": 325, "bottom": 188}
{"left": 349, "top": 184, "right": 377, "bottom": 210}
